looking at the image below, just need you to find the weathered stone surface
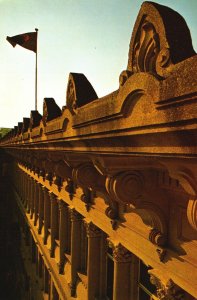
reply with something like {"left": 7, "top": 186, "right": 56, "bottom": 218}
{"left": 0, "top": 2, "right": 196, "bottom": 300}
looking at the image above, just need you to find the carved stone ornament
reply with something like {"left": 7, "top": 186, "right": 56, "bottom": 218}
{"left": 42, "top": 98, "right": 61, "bottom": 126}
{"left": 105, "top": 171, "right": 144, "bottom": 207}
{"left": 65, "top": 179, "right": 75, "bottom": 200}
{"left": 66, "top": 76, "right": 77, "bottom": 114}
{"left": 54, "top": 175, "right": 62, "bottom": 191}
{"left": 187, "top": 198, "right": 197, "bottom": 231}
{"left": 66, "top": 72, "right": 98, "bottom": 115}
{"left": 49, "top": 192, "right": 57, "bottom": 202}
{"left": 119, "top": 70, "right": 132, "bottom": 87}
{"left": 149, "top": 228, "right": 167, "bottom": 247}
{"left": 69, "top": 208, "right": 82, "bottom": 222}
{"left": 132, "top": 21, "right": 160, "bottom": 74}
{"left": 81, "top": 188, "right": 93, "bottom": 212}
{"left": 112, "top": 243, "right": 132, "bottom": 263}
{"left": 127, "top": 2, "right": 195, "bottom": 78}
{"left": 148, "top": 269, "right": 185, "bottom": 300}
{"left": 39, "top": 169, "right": 45, "bottom": 180}
{"left": 54, "top": 160, "right": 72, "bottom": 181}
{"left": 85, "top": 222, "right": 101, "bottom": 238}
{"left": 73, "top": 163, "right": 105, "bottom": 190}
{"left": 29, "top": 110, "right": 42, "bottom": 131}
{"left": 45, "top": 172, "right": 53, "bottom": 185}
{"left": 160, "top": 163, "right": 197, "bottom": 232}
{"left": 58, "top": 199, "right": 67, "bottom": 211}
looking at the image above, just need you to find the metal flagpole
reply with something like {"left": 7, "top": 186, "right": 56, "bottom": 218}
{"left": 35, "top": 28, "right": 38, "bottom": 111}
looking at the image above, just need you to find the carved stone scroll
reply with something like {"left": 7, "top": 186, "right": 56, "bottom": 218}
{"left": 105, "top": 171, "right": 144, "bottom": 207}
{"left": 72, "top": 163, "right": 105, "bottom": 190}
{"left": 187, "top": 198, "right": 197, "bottom": 231}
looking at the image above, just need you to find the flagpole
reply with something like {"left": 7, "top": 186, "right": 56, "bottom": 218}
{"left": 35, "top": 28, "right": 38, "bottom": 111}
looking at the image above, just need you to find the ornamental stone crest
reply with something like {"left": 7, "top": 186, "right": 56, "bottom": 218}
{"left": 127, "top": 2, "right": 195, "bottom": 78}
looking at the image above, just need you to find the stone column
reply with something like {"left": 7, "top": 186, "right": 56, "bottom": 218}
{"left": 38, "top": 183, "right": 44, "bottom": 234}
{"left": 19, "top": 169, "right": 22, "bottom": 198}
{"left": 99, "top": 233, "right": 108, "bottom": 299}
{"left": 27, "top": 176, "right": 31, "bottom": 213}
{"left": 49, "top": 192, "right": 58, "bottom": 258}
{"left": 85, "top": 222, "right": 102, "bottom": 300}
{"left": 21, "top": 171, "right": 25, "bottom": 204}
{"left": 34, "top": 181, "right": 39, "bottom": 226}
{"left": 43, "top": 265, "right": 50, "bottom": 294}
{"left": 30, "top": 177, "right": 34, "bottom": 219}
{"left": 51, "top": 282, "right": 59, "bottom": 300}
{"left": 58, "top": 200, "right": 67, "bottom": 274}
{"left": 70, "top": 208, "right": 82, "bottom": 297}
{"left": 43, "top": 187, "right": 50, "bottom": 245}
{"left": 24, "top": 173, "right": 28, "bottom": 209}
{"left": 112, "top": 243, "right": 132, "bottom": 300}
{"left": 130, "top": 254, "right": 139, "bottom": 300}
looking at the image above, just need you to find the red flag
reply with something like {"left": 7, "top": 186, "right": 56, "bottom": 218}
{"left": 6, "top": 31, "right": 37, "bottom": 53}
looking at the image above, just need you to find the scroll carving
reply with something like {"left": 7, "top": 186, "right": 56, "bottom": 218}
{"left": 162, "top": 163, "right": 197, "bottom": 231}
{"left": 187, "top": 198, "right": 197, "bottom": 231}
{"left": 73, "top": 163, "right": 105, "bottom": 190}
{"left": 105, "top": 171, "right": 144, "bottom": 207}
{"left": 105, "top": 201, "right": 119, "bottom": 230}
{"left": 136, "top": 204, "right": 167, "bottom": 247}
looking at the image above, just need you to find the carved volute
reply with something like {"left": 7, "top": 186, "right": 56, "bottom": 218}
{"left": 72, "top": 163, "right": 105, "bottom": 191}
{"left": 105, "top": 171, "right": 144, "bottom": 207}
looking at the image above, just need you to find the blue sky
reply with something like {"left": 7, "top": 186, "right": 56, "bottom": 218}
{"left": 0, "top": 0, "right": 196, "bottom": 128}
